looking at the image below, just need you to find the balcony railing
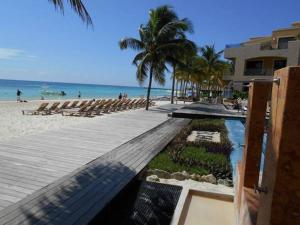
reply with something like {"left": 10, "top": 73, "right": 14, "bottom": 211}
{"left": 260, "top": 41, "right": 273, "bottom": 50}
{"left": 244, "top": 69, "right": 274, "bottom": 76}
{"left": 225, "top": 43, "right": 243, "bottom": 49}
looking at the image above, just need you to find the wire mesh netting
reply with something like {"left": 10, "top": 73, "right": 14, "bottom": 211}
{"left": 90, "top": 180, "right": 182, "bottom": 225}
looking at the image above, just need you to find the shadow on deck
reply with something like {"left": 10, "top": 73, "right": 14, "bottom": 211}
{"left": 0, "top": 118, "right": 190, "bottom": 225}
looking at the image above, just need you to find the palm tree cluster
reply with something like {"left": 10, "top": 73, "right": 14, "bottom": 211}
{"left": 47, "top": 2, "right": 230, "bottom": 107}
{"left": 175, "top": 45, "right": 230, "bottom": 101}
{"left": 120, "top": 5, "right": 230, "bottom": 109}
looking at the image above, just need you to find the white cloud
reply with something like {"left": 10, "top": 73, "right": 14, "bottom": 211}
{"left": 0, "top": 48, "right": 37, "bottom": 60}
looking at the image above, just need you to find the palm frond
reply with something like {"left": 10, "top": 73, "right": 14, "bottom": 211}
{"left": 152, "top": 61, "right": 167, "bottom": 86}
{"left": 132, "top": 52, "right": 147, "bottom": 65}
{"left": 136, "top": 55, "right": 151, "bottom": 85}
{"left": 157, "top": 20, "right": 189, "bottom": 41}
{"left": 119, "top": 38, "right": 144, "bottom": 50}
{"left": 49, "top": 0, "right": 92, "bottom": 25}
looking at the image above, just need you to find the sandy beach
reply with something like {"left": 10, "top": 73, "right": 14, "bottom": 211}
{"left": 0, "top": 99, "right": 172, "bottom": 142}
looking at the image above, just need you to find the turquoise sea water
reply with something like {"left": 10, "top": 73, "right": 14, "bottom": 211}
{"left": 0, "top": 79, "right": 171, "bottom": 101}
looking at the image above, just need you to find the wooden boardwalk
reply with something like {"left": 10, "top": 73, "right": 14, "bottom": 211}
{"left": 172, "top": 103, "right": 246, "bottom": 119}
{"left": 0, "top": 104, "right": 189, "bottom": 224}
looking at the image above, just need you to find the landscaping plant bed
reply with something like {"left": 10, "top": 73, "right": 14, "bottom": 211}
{"left": 148, "top": 119, "right": 233, "bottom": 186}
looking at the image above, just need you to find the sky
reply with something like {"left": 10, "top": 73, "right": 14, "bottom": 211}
{"left": 0, "top": 0, "right": 299, "bottom": 88}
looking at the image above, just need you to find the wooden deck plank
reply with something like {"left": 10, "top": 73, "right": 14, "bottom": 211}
{"left": 0, "top": 118, "right": 189, "bottom": 224}
{"left": 0, "top": 104, "right": 189, "bottom": 224}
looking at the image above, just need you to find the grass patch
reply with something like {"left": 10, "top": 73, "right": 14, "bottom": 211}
{"left": 180, "top": 146, "right": 228, "bottom": 167}
{"left": 148, "top": 151, "right": 208, "bottom": 175}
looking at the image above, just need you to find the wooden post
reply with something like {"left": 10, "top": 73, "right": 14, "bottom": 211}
{"left": 236, "top": 81, "right": 272, "bottom": 221}
{"left": 257, "top": 67, "right": 300, "bottom": 225}
{"left": 241, "top": 81, "right": 272, "bottom": 188}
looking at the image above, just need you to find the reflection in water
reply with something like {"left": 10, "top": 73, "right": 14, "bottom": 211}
{"left": 225, "top": 119, "right": 268, "bottom": 183}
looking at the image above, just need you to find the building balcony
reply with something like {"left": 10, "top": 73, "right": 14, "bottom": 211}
{"left": 244, "top": 68, "right": 274, "bottom": 76}
{"left": 224, "top": 40, "right": 300, "bottom": 59}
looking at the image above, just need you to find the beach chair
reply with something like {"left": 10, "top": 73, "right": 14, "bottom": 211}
{"left": 93, "top": 99, "right": 102, "bottom": 105}
{"left": 111, "top": 99, "right": 126, "bottom": 112}
{"left": 82, "top": 102, "right": 102, "bottom": 116}
{"left": 134, "top": 99, "right": 144, "bottom": 108}
{"left": 46, "top": 102, "right": 61, "bottom": 114}
{"left": 78, "top": 100, "right": 88, "bottom": 108}
{"left": 61, "top": 104, "right": 90, "bottom": 116}
{"left": 94, "top": 99, "right": 112, "bottom": 115}
{"left": 141, "top": 99, "right": 148, "bottom": 107}
{"left": 101, "top": 99, "right": 117, "bottom": 113}
{"left": 22, "top": 103, "right": 49, "bottom": 115}
{"left": 126, "top": 99, "right": 136, "bottom": 109}
{"left": 68, "top": 100, "right": 79, "bottom": 108}
{"left": 57, "top": 101, "right": 71, "bottom": 112}
{"left": 85, "top": 99, "right": 95, "bottom": 107}
{"left": 118, "top": 99, "right": 131, "bottom": 111}
{"left": 104, "top": 99, "right": 118, "bottom": 112}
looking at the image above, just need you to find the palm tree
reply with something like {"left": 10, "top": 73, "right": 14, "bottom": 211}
{"left": 164, "top": 18, "right": 196, "bottom": 104}
{"left": 49, "top": 0, "right": 92, "bottom": 25}
{"left": 168, "top": 39, "right": 196, "bottom": 104}
{"left": 175, "top": 54, "right": 204, "bottom": 101}
{"left": 119, "top": 5, "right": 194, "bottom": 110}
{"left": 197, "top": 45, "right": 229, "bottom": 98}
{"left": 199, "top": 45, "right": 224, "bottom": 83}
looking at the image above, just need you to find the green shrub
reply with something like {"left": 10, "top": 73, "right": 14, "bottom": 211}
{"left": 233, "top": 90, "right": 248, "bottom": 100}
{"left": 178, "top": 146, "right": 232, "bottom": 179}
{"left": 190, "top": 119, "right": 226, "bottom": 132}
{"left": 148, "top": 151, "right": 208, "bottom": 175}
{"left": 180, "top": 146, "right": 228, "bottom": 166}
{"left": 149, "top": 119, "right": 233, "bottom": 180}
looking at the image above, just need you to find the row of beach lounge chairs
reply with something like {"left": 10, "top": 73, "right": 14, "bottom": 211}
{"left": 22, "top": 98, "right": 154, "bottom": 116}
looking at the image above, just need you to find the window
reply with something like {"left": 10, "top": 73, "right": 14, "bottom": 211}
{"left": 244, "top": 60, "right": 263, "bottom": 75}
{"left": 277, "top": 37, "right": 295, "bottom": 49}
{"left": 273, "top": 59, "right": 287, "bottom": 71}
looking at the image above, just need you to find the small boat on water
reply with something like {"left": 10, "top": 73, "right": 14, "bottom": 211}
{"left": 40, "top": 90, "right": 66, "bottom": 96}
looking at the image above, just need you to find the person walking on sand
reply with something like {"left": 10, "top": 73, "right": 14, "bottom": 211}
{"left": 16, "top": 89, "right": 22, "bottom": 102}
{"left": 118, "top": 93, "right": 122, "bottom": 100}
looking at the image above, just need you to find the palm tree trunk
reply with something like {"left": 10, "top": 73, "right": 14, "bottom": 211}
{"left": 145, "top": 66, "right": 153, "bottom": 110}
{"left": 170, "top": 64, "right": 176, "bottom": 104}
{"left": 184, "top": 80, "right": 188, "bottom": 104}
{"left": 183, "top": 74, "right": 190, "bottom": 103}
{"left": 181, "top": 81, "right": 185, "bottom": 98}
{"left": 175, "top": 79, "right": 178, "bottom": 97}
{"left": 179, "top": 81, "right": 182, "bottom": 97}
{"left": 191, "top": 83, "right": 194, "bottom": 100}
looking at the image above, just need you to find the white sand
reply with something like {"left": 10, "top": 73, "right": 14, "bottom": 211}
{"left": 0, "top": 99, "right": 175, "bottom": 142}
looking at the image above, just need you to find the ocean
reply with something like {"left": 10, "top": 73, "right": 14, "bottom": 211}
{"left": 0, "top": 79, "right": 171, "bottom": 101}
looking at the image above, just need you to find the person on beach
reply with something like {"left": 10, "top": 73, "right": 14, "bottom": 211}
{"left": 118, "top": 93, "right": 122, "bottom": 100}
{"left": 78, "top": 91, "right": 81, "bottom": 99}
{"left": 16, "top": 89, "right": 22, "bottom": 102}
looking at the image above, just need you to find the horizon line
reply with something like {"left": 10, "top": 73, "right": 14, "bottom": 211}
{"left": 0, "top": 78, "right": 171, "bottom": 90}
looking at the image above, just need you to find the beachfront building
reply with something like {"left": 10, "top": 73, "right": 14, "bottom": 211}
{"left": 223, "top": 22, "right": 300, "bottom": 91}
